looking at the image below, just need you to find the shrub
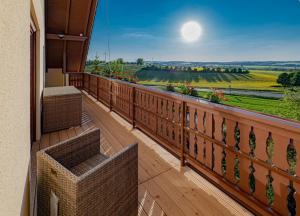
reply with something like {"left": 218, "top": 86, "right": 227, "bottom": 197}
{"left": 179, "top": 85, "right": 189, "bottom": 95}
{"left": 166, "top": 83, "right": 175, "bottom": 92}
{"left": 290, "top": 72, "right": 300, "bottom": 86}
{"left": 178, "top": 82, "right": 198, "bottom": 96}
{"left": 283, "top": 88, "right": 300, "bottom": 120}
{"left": 207, "top": 88, "right": 227, "bottom": 104}
{"left": 277, "top": 72, "right": 291, "bottom": 87}
{"left": 190, "top": 88, "right": 198, "bottom": 97}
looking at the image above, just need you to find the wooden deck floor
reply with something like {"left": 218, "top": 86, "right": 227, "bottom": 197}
{"left": 31, "top": 92, "right": 253, "bottom": 216}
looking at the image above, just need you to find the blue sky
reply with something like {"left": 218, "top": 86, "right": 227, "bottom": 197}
{"left": 88, "top": 0, "right": 300, "bottom": 62}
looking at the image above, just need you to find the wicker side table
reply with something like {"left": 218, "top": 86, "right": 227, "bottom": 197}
{"left": 43, "top": 86, "right": 82, "bottom": 133}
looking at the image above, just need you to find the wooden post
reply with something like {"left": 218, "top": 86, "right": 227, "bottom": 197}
{"left": 109, "top": 80, "right": 112, "bottom": 111}
{"left": 88, "top": 74, "right": 91, "bottom": 94}
{"left": 96, "top": 77, "right": 99, "bottom": 101}
{"left": 131, "top": 87, "right": 136, "bottom": 129}
{"left": 181, "top": 101, "right": 186, "bottom": 166}
{"left": 67, "top": 73, "right": 71, "bottom": 86}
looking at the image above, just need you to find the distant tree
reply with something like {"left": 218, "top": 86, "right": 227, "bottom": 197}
{"left": 238, "top": 68, "right": 243, "bottom": 73}
{"left": 231, "top": 68, "right": 237, "bottom": 73}
{"left": 86, "top": 59, "right": 94, "bottom": 66}
{"left": 137, "top": 58, "right": 144, "bottom": 65}
{"left": 290, "top": 72, "right": 300, "bottom": 86}
{"left": 216, "top": 67, "right": 222, "bottom": 73}
{"left": 224, "top": 68, "right": 230, "bottom": 73}
{"left": 93, "top": 54, "right": 101, "bottom": 65}
{"left": 116, "top": 58, "right": 124, "bottom": 64}
{"left": 277, "top": 73, "right": 291, "bottom": 87}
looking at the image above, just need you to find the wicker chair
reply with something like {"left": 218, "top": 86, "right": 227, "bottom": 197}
{"left": 37, "top": 128, "right": 138, "bottom": 216}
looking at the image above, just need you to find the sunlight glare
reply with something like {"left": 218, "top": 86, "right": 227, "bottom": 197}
{"left": 181, "top": 21, "right": 202, "bottom": 43}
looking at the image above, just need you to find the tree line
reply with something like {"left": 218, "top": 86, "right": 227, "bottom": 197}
{"left": 86, "top": 55, "right": 144, "bottom": 66}
{"left": 142, "top": 65, "right": 250, "bottom": 74}
{"left": 277, "top": 72, "right": 300, "bottom": 87}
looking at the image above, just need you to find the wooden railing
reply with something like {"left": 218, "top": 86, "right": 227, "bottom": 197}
{"left": 68, "top": 72, "right": 84, "bottom": 89}
{"left": 69, "top": 72, "right": 300, "bottom": 216}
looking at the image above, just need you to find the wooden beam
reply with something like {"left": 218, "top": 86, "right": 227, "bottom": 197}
{"left": 46, "top": 33, "right": 87, "bottom": 42}
{"left": 63, "top": 0, "right": 71, "bottom": 75}
{"left": 80, "top": 0, "right": 98, "bottom": 72}
{"left": 78, "top": 0, "right": 93, "bottom": 72}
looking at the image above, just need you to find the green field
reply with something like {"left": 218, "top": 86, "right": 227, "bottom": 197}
{"left": 161, "top": 88, "right": 297, "bottom": 120}
{"left": 223, "top": 95, "right": 294, "bottom": 119}
{"left": 137, "top": 69, "right": 283, "bottom": 91}
{"left": 199, "top": 92, "right": 295, "bottom": 120}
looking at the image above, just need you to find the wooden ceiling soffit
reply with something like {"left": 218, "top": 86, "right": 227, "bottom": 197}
{"left": 46, "top": 0, "right": 98, "bottom": 73}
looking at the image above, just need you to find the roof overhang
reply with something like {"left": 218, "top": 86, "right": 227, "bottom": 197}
{"left": 46, "top": 0, "right": 98, "bottom": 73}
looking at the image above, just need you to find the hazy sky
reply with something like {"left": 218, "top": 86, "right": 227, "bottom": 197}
{"left": 88, "top": 0, "right": 300, "bottom": 62}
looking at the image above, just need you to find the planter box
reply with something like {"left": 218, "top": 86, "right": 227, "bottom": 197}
{"left": 43, "top": 86, "right": 82, "bottom": 133}
{"left": 37, "top": 128, "right": 138, "bottom": 216}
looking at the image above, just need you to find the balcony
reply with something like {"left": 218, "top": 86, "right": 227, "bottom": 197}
{"left": 31, "top": 72, "right": 300, "bottom": 216}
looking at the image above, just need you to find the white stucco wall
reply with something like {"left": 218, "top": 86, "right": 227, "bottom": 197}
{"left": 0, "top": 0, "right": 45, "bottom": 215}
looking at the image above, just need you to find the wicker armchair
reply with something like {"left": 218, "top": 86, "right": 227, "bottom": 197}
{"left": 37, "top": 128, "right": 138, "bottom": 216}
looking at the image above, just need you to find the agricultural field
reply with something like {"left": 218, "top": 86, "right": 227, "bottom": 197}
{"left": 137, "top": 69, "right": 283, "bottom": 91}
{"left": 85, "top": 62, "right": 300, "bottom": 120}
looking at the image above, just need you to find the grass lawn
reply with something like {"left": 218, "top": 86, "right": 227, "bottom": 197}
{"left": 196, "top": 91, "right": 297, "bottom": 120}
{"left": 155, "top": 87, "right": 297, "bottom": 121}
{"left": 223, "top": 95, "right": 295, "bottom": 119}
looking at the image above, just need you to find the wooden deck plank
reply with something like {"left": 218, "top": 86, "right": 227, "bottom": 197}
{"left": 138, "top": 163, "right": 152, "bottom": 184}
{"left": 74, "top": 125, "right": 84, "bottom": 136}
{"left": 67, "top": 127, "right": 77, "bottom": 139}
{"left": 154, "top": 169, "right": 234, "bottom": 216}
{"left": 138, "top": 201, "right": 150, "bottom": 216}
{"left": 58, "top": 129, "right": 69, "bottom": 142}
{"left": 141, "top": 180, "right": 186, "bottom": 216}
{"left": 138, "top": 184, "right": 167, "bottom": 216}
{"left": 49, "top": 131, "right": 59, "bottom": 146}
{"left": 39, "top": 133, "right": 49, "bottom": 149}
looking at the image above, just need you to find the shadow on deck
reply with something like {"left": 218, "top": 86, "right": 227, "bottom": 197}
{"left": 30, "top": 92, "right": 252, "bottom": 216}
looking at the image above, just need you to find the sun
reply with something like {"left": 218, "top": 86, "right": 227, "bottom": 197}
{"left": 181, "top": 21, "right": 202, "bottom": 43}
